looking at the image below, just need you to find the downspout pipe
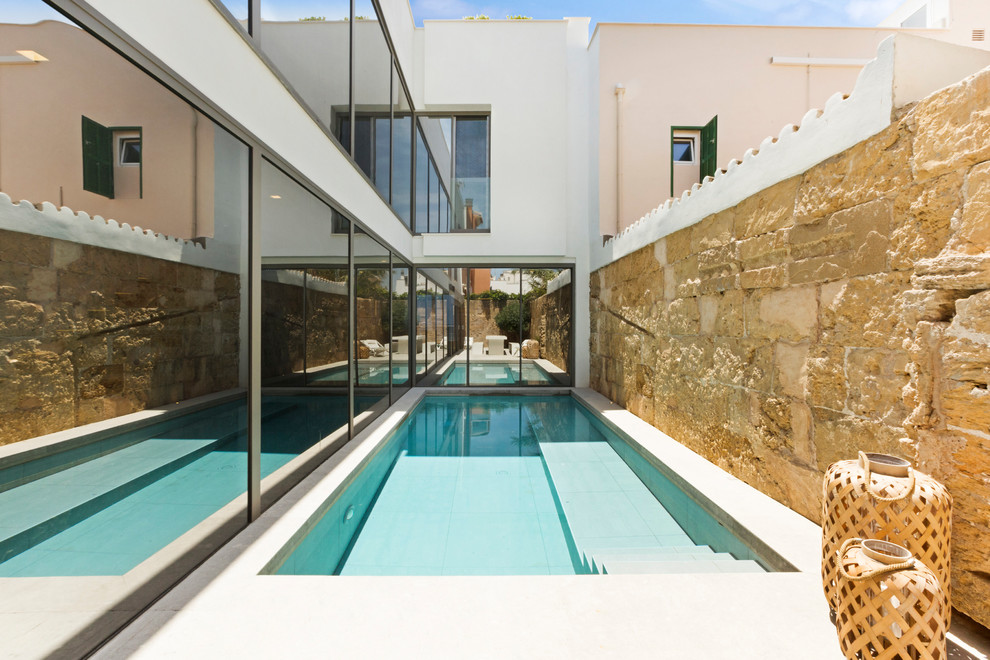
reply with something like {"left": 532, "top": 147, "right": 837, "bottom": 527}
{"left": 614, "top": 83, "right": 625, "bottom": 237}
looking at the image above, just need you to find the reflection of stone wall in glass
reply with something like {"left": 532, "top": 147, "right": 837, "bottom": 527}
{"left": 0, "top": 229, "right": 239, "bottom": 446}
{"left": 529, "top": 284, "right": 572, "bottom": 372}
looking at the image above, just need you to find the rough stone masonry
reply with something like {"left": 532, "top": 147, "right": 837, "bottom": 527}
{"left": 0, "top": 232, "right": 240, "bottom": 445}
{"left": 590, "top": 66, "right": 990, "bottom": 626}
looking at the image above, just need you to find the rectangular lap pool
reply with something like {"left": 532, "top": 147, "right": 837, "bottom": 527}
{"left": 439, "top": 361, "right": 555, "bottom": 386}
{"left": 270, "top": 394, "right": 776, "bottom": 576}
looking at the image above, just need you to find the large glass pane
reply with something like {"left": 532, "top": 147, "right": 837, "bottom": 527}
{"left": 428, "top": 162, "right": 438, "bottom": 233}
{"left": 0, "top": 8, "right": 249, "bottom": 655}
{"left": 430, "top": 280, "right": 440, "bottom": 369}
{"left": 392, "top": 88, "right": 413, "bottom": 227}
{"left": 419, "top": 116, "right": 453, "bottom": 234}
{"left": 415, "top": 271, "right": 429, "bottom": 375}
{"left": 353, "top": 230, "right": 390, "bottom": 421}
{"left": 261, "top": 268, "right": 306, "bottom": 386}
{"left": 391, "top": 263, "right": 411, "bottom": 391}
{"left": 414, "top": 128, "right": 429, "bottom": 232}
{"left": 353, "top": 0, "right": 391, "bottom": 192}
{"left": 375, "top": 116, "right": 391, "bottom": 199}
{"left": 454, "top": 116, "right": 490, "bottom": 231}
{"left": 258, "top": 4, "right": 349, "bottom": 138}
{"left": 304, "top": 265, "right": 349, "bottom": 388}
{"left": 522, "top": 268, "right": 572, "bottom": 386}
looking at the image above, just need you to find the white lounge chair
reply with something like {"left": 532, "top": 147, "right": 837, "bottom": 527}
{"left": 392, "top": 335, "right": 410, "bottom": 355}
{"left": 360, "top": 339, "right": 388, "bottom": 357}
{"left": 486, "top": 335, "right": 506, "bottom": 356}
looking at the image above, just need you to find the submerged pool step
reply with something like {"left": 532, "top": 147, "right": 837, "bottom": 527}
{"left": 591, "top": 550, "right": 735, "bottom": 573}
{"left": 539, "top": 442, "right": 765, "bottom": 575}
{"left": 587, "top": 547, "right": 725, "bottom": 573}
{"left": 601, "top": 558, "right": 765, "bottom": 575}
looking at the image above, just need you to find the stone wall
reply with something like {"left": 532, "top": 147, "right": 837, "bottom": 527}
{"left": 467, "top": 298, "right": 506, "bottom": 340}
{"left": 529, "top": 283, "right": 572, "bottom": 371}
{"left": 590, "top": 67, "right": 990, "bottom": 626}
{"left": 0, "top": 229, "right": 240, "bottom": 446}
{"left": 261, "top": 279, "right": 387, "bottom": 379}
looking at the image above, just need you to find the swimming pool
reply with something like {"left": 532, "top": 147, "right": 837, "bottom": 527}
{"left": 271, "top": 395, "right": 771, "bottom": 576}
{"left": 0, "top": 394, "right": 376, "bottom": 576}
{"left": 439, "top": 361, "right": 555, "bottom": 386}
{"left": 308, "top": 362, "right": 409, "bottom": 386}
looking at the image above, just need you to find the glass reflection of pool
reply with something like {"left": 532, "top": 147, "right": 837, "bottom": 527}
{"left": 271, "top": 395, "right": 771, "bottom": 576}
{"left": 310, "top": 363, "right": 409, "bottom": 385}
{"left": 439, "top": 361, "right": 554, "bottom": 385}
{"left": 0, "top": 394, "right": 375, "bottom": 577}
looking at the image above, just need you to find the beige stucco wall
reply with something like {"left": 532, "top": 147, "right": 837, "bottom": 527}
{"left": 0, "top": 21, "right": 214, "bottom": 240}
{"left": 590, "top": 64, "right": 990, "bottom": 627}
{"left": 594, "top": 21, "right": 990, "bottom": 236}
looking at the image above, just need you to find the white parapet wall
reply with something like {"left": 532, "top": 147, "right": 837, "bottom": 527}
{"left": 590, "top": 34, "right": 990, "bottom": 272}
{"left": 0, "top": 193, "right": 241, "bottom": 273}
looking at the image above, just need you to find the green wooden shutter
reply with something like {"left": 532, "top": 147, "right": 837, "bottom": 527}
{"left": 700, "top": 115, "right": 718, "bottom": 181}
{"left": 82, "top": 116, "right": 114, "bottom": 198}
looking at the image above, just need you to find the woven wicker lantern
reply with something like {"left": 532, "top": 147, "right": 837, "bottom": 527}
{"left": 822, "top": 452, "right": 951, "bottom": 618}
{"left": 835, "top": 538, "right": 947, "bottom": 660}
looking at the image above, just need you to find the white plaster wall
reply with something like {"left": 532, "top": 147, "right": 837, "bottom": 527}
{"left": 415, "top": 19, "right": 576, "bottom": 261}
{"left": 892, "top": 32, "right": 990, "bottom": 106}
{"left": 377, "top": 0, "right": 416, "bottom": 88}
{"left": 78, "top": 0, "right": 414, "bottom": 263}
{"left": 594, "top": 23, "right": 917, "bottom": 236}
{"left": 566, "top": 17, "right": 592, "bottom": 387}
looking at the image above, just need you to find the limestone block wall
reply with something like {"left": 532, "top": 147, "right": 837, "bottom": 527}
{"left": 261, "top": 279, "right": 387, "bottom": 379}
{"left": 467, "top": 298, "right": 505, "bottom": 339}
{"left": 529, "top": 283, "right": 572, "bottom": 371}
{"left": 590, "top": 67, "right": 990, "bottom": 626}
{"left": 0, "top": 229, "right": 240, "bottom": 446}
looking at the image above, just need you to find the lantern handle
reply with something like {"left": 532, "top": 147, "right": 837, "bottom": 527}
{"left": 837, "top": 537, "right": 916, "bottom": 582}
{"left": 858, "top": 451, "right": 915, "bottom": 502}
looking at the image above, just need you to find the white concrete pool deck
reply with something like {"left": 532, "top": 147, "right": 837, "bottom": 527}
{"left": 87, "top": 388, "right": 980, "bottom": 659}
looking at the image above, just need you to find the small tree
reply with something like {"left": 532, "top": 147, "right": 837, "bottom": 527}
{"left": 494, "top": 302, "right": 530, "bottom": 343}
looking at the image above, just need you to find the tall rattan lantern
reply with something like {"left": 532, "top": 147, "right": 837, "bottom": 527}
{"left": 835, "top": 538, "right": 947, "bottom": 660}
{"left": 822, "top": 452, "right": 951, "bottom": 619}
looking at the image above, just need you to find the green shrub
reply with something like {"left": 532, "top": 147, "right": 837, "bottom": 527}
{"left": 494, "top": 302, "right": 529, "bottom": 342}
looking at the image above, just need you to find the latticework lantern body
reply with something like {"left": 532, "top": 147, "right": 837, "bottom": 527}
{"left": 836, "top": 541, "right": 947, "bottom": 660}
{"left": 822, "top": 455, "right": 951, "bottom": 617}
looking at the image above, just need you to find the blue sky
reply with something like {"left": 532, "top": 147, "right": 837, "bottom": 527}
{"left": 408, "top": 0, "right": 907, "bottom": 27}
{"left": 0, "top": 0, "right": 905, "bottom": 28}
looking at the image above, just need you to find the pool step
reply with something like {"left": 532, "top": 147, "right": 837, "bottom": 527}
{"left": 0, "top": 402, "right": 296, "bottom": 567}
{"left": 586, "top": 547, "right": 729, "bottom": 574}
{"left": 601, "top": 558, "right": 765, "bottom": 574}
{"left": 538, "top": 442, "right": 765, "bottom": 576}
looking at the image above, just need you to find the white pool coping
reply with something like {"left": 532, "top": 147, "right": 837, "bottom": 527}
{"left": 84, "top": 387, "right": 855, "bottom": 659}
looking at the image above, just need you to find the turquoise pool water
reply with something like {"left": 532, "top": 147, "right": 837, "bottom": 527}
{"left": 0, "top": 394, "right": 376, "bottom": 577}
{"left": 273, "top": 395, "right": 770, "bottom": 576}
{"left": 309, "top": 363, "right": 409, "bottom": 386}
{"left": 439, "top": 361, "right": 555, "bottom": 386}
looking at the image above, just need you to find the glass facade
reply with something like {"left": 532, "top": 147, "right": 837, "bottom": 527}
{"left": 0, "top": 2, "right": 570, "bottom": 655}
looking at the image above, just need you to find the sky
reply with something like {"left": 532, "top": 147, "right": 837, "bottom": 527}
{"left": 0, "top": 0, "right": 907, "bottom": 28}
{"left": 407, "top": 0, "right": 908, "bottom": 28}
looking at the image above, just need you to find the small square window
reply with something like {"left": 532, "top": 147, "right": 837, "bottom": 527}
{"left": 673, "top": 138, "right": 695, "bottom": 163}
{"left": 119, "top": 137, "right": 141, "bottom": 165}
